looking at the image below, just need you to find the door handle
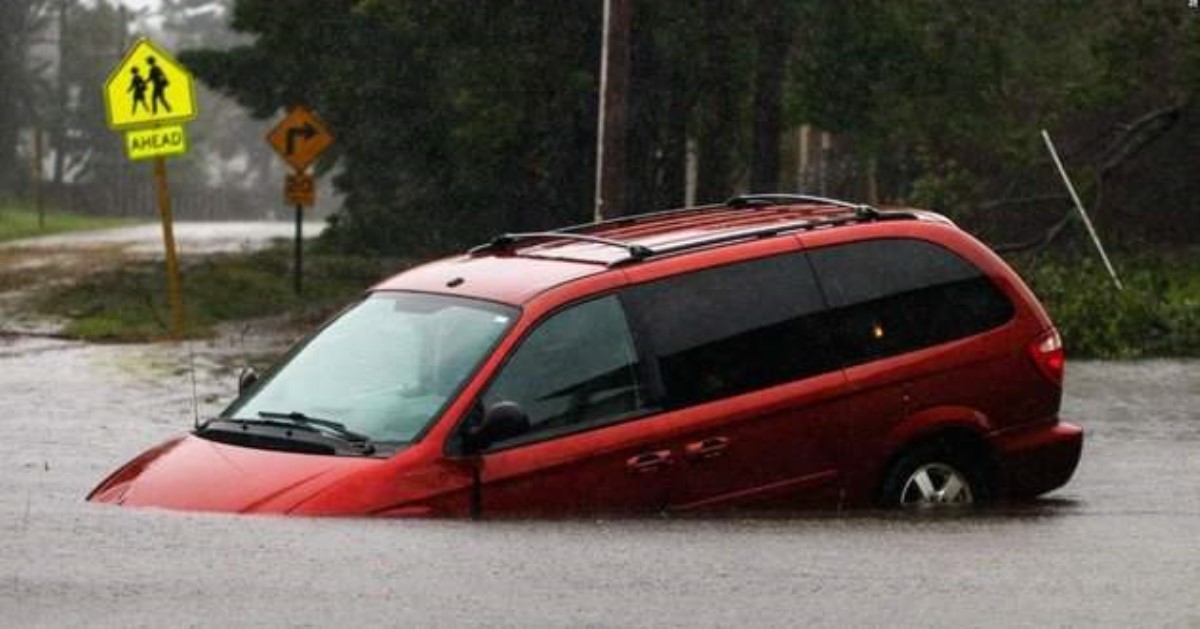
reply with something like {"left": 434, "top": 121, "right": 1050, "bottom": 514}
{"left": 626, "top": 449, "right": 673, "bottom": 474}
{"left": 684, "top": 436, "right": 730, "bottom": 461}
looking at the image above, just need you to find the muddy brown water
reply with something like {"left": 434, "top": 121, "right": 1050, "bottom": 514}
{"left": 1, "top": 333, "right": 1198, "bottom": 627}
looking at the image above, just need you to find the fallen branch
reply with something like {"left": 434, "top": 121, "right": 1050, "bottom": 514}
{"left": 1099, "top": 102, "right": 1184, "bottom": 174}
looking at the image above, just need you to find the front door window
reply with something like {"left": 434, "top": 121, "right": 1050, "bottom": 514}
{"left": 480, "top": 295, "right": 650, "bottom": 447}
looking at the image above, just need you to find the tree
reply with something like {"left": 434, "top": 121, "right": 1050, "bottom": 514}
{"left": 184, "top": 0, "right": 604, "bottom": 253}
{"left": 54, "top": 0, "right": 129, "bottom": 185}
{"left": 156, "top": 0, "right": 279, "bottom": 190}
{"left": 0, "top": 0, "right": 51, "bottom": 199}
{"left": 180, "top": 0, "right": 1200, "bottom": 253}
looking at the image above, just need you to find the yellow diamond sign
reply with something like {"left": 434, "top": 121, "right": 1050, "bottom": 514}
{"left": 103, "top": 38, "right": 197, "bottom": 131}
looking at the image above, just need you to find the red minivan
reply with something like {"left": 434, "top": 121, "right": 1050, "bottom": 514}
{"left": 89, "top": 195, "right": 1083, "bottom": 517}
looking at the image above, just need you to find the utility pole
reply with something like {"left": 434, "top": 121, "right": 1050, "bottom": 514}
{"left": 33, "top": 128, "right": 44, "bottom": 229}
{"left": 593, "top": 0, "right": 630, "bottom": 221}
{"left": 53, "top": 0, "right": 69, "bottom": 187}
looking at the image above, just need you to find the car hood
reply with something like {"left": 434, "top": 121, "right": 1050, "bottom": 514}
{"left": 88, "top": 434, "right": 383, "bottom": 514}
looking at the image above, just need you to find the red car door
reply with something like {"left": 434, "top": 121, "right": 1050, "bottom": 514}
{"left": 466, "top": 294, "right": 673, "bottom": 516}
{"left": 620, "top": 245, "right": 848, "bottom": 513}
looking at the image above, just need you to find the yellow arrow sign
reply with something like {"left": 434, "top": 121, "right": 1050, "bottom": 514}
{"left": 267, "top": 106, "right": 334, "bottom": 172}
{"left": 104, "top": 38, "right": 197, "bottom": 131}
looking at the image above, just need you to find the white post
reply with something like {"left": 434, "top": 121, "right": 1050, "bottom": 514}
{"left": 1041, "top": 129, "right": 1124, "bottom": 291}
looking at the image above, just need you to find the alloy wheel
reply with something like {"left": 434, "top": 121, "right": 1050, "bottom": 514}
{"left": 899, "top": 462, "right": 974, "bottom": 507}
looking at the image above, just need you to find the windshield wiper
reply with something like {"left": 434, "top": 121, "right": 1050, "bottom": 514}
{"left": 253, "top": 411, "right": 376, "bottom": 453}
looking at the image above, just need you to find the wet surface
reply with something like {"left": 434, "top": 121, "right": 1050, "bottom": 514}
{"left": 0, "top": 221, "right": 311, "bottom": 259}
{"left": 0, "top": 338, "right": 1198, "bottom": 627}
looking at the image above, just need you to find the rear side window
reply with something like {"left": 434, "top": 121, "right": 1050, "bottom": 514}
{"left": 623, "top": 254, "right": 837, "bottom": 408}
{"left": 807, "top": 238, "right": 1014, "bottom": 364}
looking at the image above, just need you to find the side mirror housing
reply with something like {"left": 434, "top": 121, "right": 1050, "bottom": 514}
{"left": 238, "top": 366, "right": 259, "bottom": 395}
{"left": 464, "top": 401, "right": 530, "bottom": 454}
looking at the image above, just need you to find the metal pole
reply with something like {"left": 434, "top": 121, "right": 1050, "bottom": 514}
{"left": 593, "top": 0, "right": 630, "bottom": 221}
{"left": 593, "top": 0, "right": 611, "bottom": 221}
{"left": 153, "top": 156, "right": 186, "bottom": 337}
{"left": 294, "top": 202, "right": 303, "bottom": 295}
{"left": 1040, "top": 129, "right": 1123, "bottom": 291}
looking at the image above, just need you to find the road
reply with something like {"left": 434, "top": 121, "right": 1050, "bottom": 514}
{"left": 0, "top": 220, "right": 309, "bottom": 264}
{"left": 0, "top": 329, "right": 1197, "bottom": 627}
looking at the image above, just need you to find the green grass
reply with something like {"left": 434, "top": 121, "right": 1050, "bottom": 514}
{"left": 0, "top": 205, "right": 138, "bottom": 243}
{"left": 1015, "top": 251, "right": 1200, "bottom": 359}
{"left": 38, "top": 246, "right": 404, "bottom": 342}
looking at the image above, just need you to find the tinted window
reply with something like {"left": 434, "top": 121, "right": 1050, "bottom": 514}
{"left": 808, "top": 238, "right": 1014, "bottom": 364}
{"left": 623, "top": 254, "right": 837, "bottom": 408}
{"left": 481, "top": 295, "right": 649, "bottom": 443}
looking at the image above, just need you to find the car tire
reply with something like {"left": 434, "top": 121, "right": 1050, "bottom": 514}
{"left": 879, "top": 439, "right": 990, "bottom": 508}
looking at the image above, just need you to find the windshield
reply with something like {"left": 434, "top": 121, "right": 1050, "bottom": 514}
{"left": 222, "top": 292, "right": 517, "bottom": 444}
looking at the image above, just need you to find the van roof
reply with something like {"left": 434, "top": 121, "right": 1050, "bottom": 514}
{"left": 374, "top": 194, "right": 944, "bottom": 304}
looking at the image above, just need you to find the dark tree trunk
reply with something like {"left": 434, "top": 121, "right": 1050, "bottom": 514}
{"left": 750, "top": 1, "right": 795, "bottom": 192}
{"left": 694, "top": 12, "right": 737, "bottom": 204}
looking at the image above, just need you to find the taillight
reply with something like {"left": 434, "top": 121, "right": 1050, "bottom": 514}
{"left": 1029, "top": 328, "right": 1065, "bottom": 386}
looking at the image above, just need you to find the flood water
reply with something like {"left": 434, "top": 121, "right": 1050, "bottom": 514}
{"left": 1, "top": 331, "right": 1198, "bottom": 627}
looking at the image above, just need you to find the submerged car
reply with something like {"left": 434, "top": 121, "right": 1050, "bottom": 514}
{"left": 89, "top": 194, "right": 1083, "bottom": 517}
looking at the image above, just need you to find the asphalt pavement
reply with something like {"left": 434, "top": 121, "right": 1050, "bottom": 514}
{"left": 0, "top": 331, "right": 1197, "bottom": 628}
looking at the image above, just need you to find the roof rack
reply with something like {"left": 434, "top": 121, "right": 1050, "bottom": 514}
{"left": 553, "top": 193, "right": 874, "bottom": 235}
{"left": 606, "top": 209, "right": 901, "bottom": 266}
{"left": 467, "top": 193, "right": 900, "bottom": 266}
{"left": 468, "top": 231, "right": 654, "bottom": 261}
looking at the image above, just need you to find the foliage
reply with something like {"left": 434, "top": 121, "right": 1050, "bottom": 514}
{"left": 153, "top": 0, "right": 282, "bottom": 190}
{"left": 55, "top": 0, "right": 129, "bottom": 185}
{"left": 37, "top": 246, "right": 399, "bottom": 341}
{"left": 160, "top": 2, "right": 1200, "bottom": 254}
{"left": 0, "top": 0, "right": 52, "bottom": 196}
{"left": 1019, "top": 252, "right": 1200, "bottom": 359}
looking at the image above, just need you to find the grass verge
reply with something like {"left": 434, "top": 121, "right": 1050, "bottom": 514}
{"left": 37, "top": 246, "right": 404, "bottom": 342}
{"left": 0, "top": 205, "right": 137, "bottom": 243}
{"left": 1016, "top": 251, "right": 1200, "bottom": 359}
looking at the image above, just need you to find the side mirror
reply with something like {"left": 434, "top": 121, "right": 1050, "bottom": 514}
{"left": 464, "top": 401, "right": 530, "bottom": 454}
{"left": 237, "top": 367, "right": 259, "bottom": 395}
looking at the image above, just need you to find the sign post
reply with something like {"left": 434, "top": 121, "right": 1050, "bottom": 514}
{"left": 103, "top": 38, "right": 198, "bottom": 338}
{"left": 154, "top": 157, "right": 186, "bottom": 335}
{"left": 267, "top": 106, "right": 334, "bottom": 295}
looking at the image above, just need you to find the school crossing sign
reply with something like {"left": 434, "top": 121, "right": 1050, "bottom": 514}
{"left": 103, "top": 38, "right": 197, "bottom": 160}
{"left": 101, "top": 37, "right": 198, "bottom": 338}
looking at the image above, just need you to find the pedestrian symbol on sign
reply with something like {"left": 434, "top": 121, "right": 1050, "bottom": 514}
{"left": 147, "top": 56, "right": 172, "bottom": 114}
{"left": 103, "top": 38, "right": 196, "bottom": 130}
{"left": 128, "top": 67, "right": 148, "bottom": 115}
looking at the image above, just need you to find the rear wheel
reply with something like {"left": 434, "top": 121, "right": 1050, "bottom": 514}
{"left": 880, "top": 440, "right": 989, "bottom": 508}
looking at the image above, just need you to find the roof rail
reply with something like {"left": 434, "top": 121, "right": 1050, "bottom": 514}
{"left": 468, "top": 231, "right": 654, "bottom": 261}
{"left": 466, "top": 194, "right": 905, "bottom": 266}
{"left": 606, "top": 209, "right": 897, "bottom": 267}
{"left": 724, "top": 193, "right": 877, "bottom": 217}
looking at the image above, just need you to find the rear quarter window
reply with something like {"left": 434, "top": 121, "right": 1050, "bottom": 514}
{"left": 622, "top": 253, "right": 838, "bottom": 408}
{"left": 807, "top": 238, "right": 1014, "bottom": 364}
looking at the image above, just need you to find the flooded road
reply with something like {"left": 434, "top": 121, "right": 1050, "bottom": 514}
{"left": 1, "top": 333, "right": 1198, "bottom": 627}
{"left": 0, "top": 221, "right": 310, "bottom": 259}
